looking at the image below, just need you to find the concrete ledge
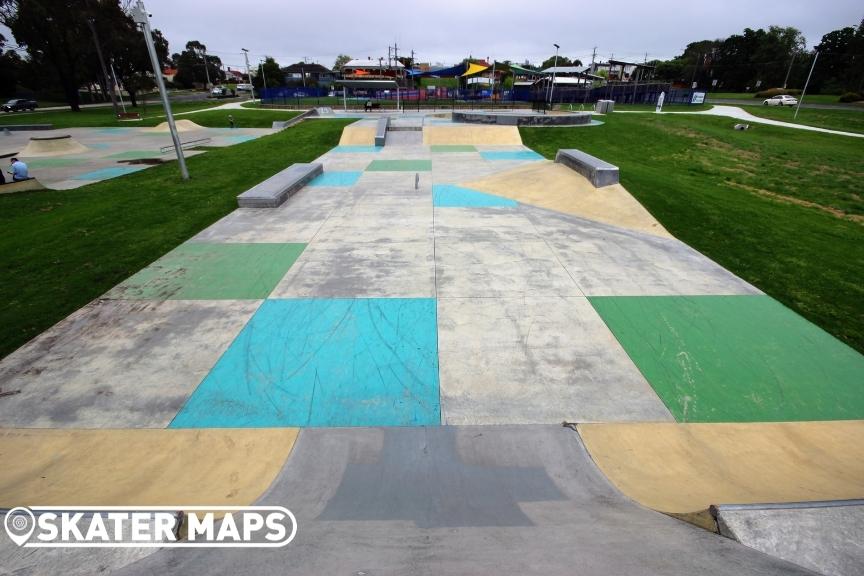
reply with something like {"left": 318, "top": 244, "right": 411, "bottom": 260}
{"left": 555, "top": 148, "right": 619, "bottom": 187}
{"left": 237, "top": 162, "right": 322, "bottom": 208}
{"left": 0, "top": 124, "right": 54, "bottom": 131}
{"left": 0, "top": 178, "right": 45, "bottom": 194}
{"left": 453, "top": 111, "right": 591, "bottom": 126}
{"left": 375, "top": 116, "right": 390, "bottom": 147}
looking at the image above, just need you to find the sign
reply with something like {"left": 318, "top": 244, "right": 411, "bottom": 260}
{"left": 691, "top": 91, "right": 706, "bottom": 104}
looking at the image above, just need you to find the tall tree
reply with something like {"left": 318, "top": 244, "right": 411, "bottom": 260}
{"left": 253, "top": 56, "right": 280, "bottom": 90}
{"left": 173, "top": 40, "right": 223, "bottom": 88}
{"left": 333, "top": 54, "right": 351, "bottom": 69}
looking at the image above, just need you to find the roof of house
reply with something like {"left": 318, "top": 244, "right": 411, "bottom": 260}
{"left": 283, "top": 63, "right": 332, "bottom": 74}
{"left": 540, "top": 66, "right": 590, "bottom": 74}
{"left": 342, "top": 58, "right": 405, "bottom": 69}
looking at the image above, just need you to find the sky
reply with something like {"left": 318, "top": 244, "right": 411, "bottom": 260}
{"left": 2, "top": 0, "right": 862, "bottom": 70}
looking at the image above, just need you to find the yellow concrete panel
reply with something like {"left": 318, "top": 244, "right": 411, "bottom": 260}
{"left": 0, "top": 178, "right": 46, "bottom": 194}
{"left": 20, "top": 138, "right": 90, "bottom": 157}
{"left": 578, "top": 421, "right": 864, "bottom": 515}
{"left": 145, "top": 119, "right": 205, "bottom": 133}
{"left": 0, "top": 428, "right": 298, "bottom": 507}
{"left": 339, "top": 125, "right": 376, "bottom": 146}
{"left": 463, "top": 162, "right": 672, "bottom": 238}
{"left": 423, "top": 125, "right": 522, "bottom": 146}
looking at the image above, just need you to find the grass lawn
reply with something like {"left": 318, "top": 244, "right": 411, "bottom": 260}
{"left": 175, "top": 109, "right": 301, "bottom": 128}
{"left": 0, "top": 99, "right": 242, "bottom": 128}
{"left": 521, "top": 114, "right": 864, "bottom": 353}
{"left": 737, "top": 104, "right": 864, "bottom": 134}
{"left": 0, "top": 118, "right": 353, "bottom": 360}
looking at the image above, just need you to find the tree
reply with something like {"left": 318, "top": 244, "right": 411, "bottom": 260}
{"left": 0, "top": 34, "right": 24, "bottom": 96}
{"left": 253, "top": 56, "right": 280, "bottom": 91}
{"left": 333, "top": 54, "right": 351, "bottom": 69}
{"left": 540, "top": 55, "right": 574, "bottom": 69}
{"left": 111, "top": 22, "right": 170, "bottom": 107}
{"left": 173, "top": 40, "right": 223, "bottom": 88}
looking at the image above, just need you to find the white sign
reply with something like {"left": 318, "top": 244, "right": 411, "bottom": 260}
{"left": 4, "top": 506, "right": 297, "bottom": 548}
{"left": 691, "top": 91, "right": 706, "bottom": 104}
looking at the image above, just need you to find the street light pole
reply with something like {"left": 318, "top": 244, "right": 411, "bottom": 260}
{"left": 259, "top": 59, "right": 268, "bottom": 92}
{"left": 241, "top": 48, "right": 255, "bottom": 101}
{"left": 548, "top": 43, "right": 560, "bottom": 106}
{"left": 202, "top": 46, "right": 212, "bottom": 89}
{"left": 130, "top": 0, "right": 189, "bottom": 180}
{"left": 795, "top": 49, "right": 819, "bottom": 120}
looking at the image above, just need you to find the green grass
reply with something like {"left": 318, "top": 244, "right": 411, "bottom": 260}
{"left": 0, "top": 99, "right": 242, "bottom": 128}
{"left": 736, "top": 104, "right": 864, "bottom": 134}
{"left": 0, "top": 118, "right": 352, "bottom": 360}
{"left": 176, "top": 109, "right": 301, "bottom": 128}
{"left": 521, "top": 114, "right": 864, "bottom": 353}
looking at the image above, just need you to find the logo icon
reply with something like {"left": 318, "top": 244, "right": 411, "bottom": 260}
{"left": 4, "top": 507, "right": 35, "bottom": 546}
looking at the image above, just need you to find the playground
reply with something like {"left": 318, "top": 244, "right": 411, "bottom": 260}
{"left": 0, "top": 104, "right": 862, "bottom": 575}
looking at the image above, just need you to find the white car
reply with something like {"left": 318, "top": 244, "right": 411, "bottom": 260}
{"left": 763, "top": 94, "right": 798, "bottom": 106}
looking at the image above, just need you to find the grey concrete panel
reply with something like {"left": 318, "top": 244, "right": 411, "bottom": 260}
{"left": 556, "top": 148, "right": 620, "bottom": 187}
{"left": 0, "top": 299, "right": 259, "bottom": 428}
{"left": 454, "top": 110, "right": 592, "bottom": 126}
{"left": 384, "top": 131, "right": 424, "bottom": 146}
{"left": 434, "top": 207, "right": 541, "bottom": 243}
{"left": 375, "top": 116, "right": 389, "bottom": 146}
{"left": 438, "top": 297, "right": 673, "bottom": 424}
{"left": 435, "top": 239, "right": 582, "bottom": 298}
{"left": 113, "top": 426, "right": 816, "bottom": 576}
{"left": 236, "top": 162, "right": 323, "bottom": 208}
{"left": 271, "top": 239, "right": 435, "bottom": 298}
{"left": 523, "top": 205, "right": 761, "bottom": 296}
{"left": 715, "top": 503, "right": 864, "bottom": 576}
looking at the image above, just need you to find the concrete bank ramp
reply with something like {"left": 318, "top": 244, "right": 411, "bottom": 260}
{"left": 578, "top": 421, "right": 864, "bottom": 530}
{"left": 19, "top": 134, "right": 90, "bottom": 157}
{"left": 339, "top": 121, "right": 376, "bottom": 145}
{"left": 145, "top": 119, "right": 205, "bottom": 133}
{"left": 423, "top": 124, "right": 522, "bottom": 146}
{"left": 461, "top": 161, "right": 672, "bottom": 238}
{"left": 712, "top": 500, "right": 864, "bottom": 576}
{"left": 116, "top": 426, "right": 813, "bottom": 575}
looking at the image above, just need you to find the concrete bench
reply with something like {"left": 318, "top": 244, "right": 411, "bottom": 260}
{"left": 375, "top": 116, "right": 389, "bottom": 147}
{"left": 236, "top": 162, "right": 322, "bottom": 208}
{"left": 0, "top": 177, "right": 45, "bottom": 194}
{"left": 555, "top": 149, "right": 619, "bottom": 188}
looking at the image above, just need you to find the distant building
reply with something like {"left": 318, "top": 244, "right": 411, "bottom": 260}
{"left": 162, "top": 68, "right": 177, "bottom": 82}
{"left": 282, "top": 62, "right": 335, "bottom": 86}
{"left": 341, "top": 57, "right": 406, "bottom": 80}
{"left": 225, "top": 68, "right": 248, "bottom": 83}
{"left": 595, "top": 60, "right": 655, "bottom": 82}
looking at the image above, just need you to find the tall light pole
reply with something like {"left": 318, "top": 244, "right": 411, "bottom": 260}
{"left": 201, "top": 46, "right": 212, "bottom": 89}
{"left": 130, "top": 0, "right": 188, "bottom": 180}
{"left": 548, "top": 43, "right": 560, "bottom": 106}
{"left": 241, "top": 48, "right": 255, "bottom": 100}
{"left": 795, "top": 49, "right": 819, "bottom": 120}
{"left": 259, "top": 59, "right": 268, "bottom": 93}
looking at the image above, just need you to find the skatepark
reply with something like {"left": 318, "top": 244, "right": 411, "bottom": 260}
{"left": 1, "top": 110, "right": 862, "bottom": 575}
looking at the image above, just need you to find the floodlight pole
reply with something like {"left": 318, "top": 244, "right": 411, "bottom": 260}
{"left": 794, "top": 49, "right": 818, "bottom": 120}
{"left": 242, "top": 48, "right": 256, "bottom": 101}
{"left": 259, "top": 59, "right": 268, "bottom": 92}
{"left": 131, "top": 0, "right": 189, "bottom": 180}
{"left": 548, "top": 43, "right": 560, "bottom": 106}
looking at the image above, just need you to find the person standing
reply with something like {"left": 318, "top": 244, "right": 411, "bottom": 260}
{"left": 8, "top": 158, "right": 29, "bottom": 181}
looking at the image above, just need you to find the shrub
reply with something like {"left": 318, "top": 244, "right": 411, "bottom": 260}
{"left": 838, "top": 92, "right": 863, "bottom": 103}
{"left": 754, "top": 88, "right": 800, "bottom": 98}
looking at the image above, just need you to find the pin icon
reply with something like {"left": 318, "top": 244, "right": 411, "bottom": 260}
{"left": 4, "top": 507, "right": 35, "bottom": 546}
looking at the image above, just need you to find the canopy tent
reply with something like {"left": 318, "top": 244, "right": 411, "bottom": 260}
{"left": 407, "top": 62, "right": 467, "bottom": 78}
{"left": 496, "top": 63, "right": 541, "bottom": 77}
{"left": 461, "top": 62, "right": 489, "bottom": 77}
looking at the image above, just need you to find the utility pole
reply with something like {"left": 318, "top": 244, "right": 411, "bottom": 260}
{"left": 202, "top": 46, "right": 212, "bottom": 89}
{"left": 783, "top": 53, "right": 796, "bottom": 89}
{"left": 795, "top": 49, "right": 819, "bottom": 120}
{"left": 548, "top": 43, "right": 560, "bottom": 106}
{"left": 85, "top": 14, "right": 119, "bottom": 117}
{"left": 241, "top": 48, "right": 255, "bottom": 100}
{"left": 130, "top": 1, "right": 188, "bottom": 180}
{"left": 590, "top": 46, "right": 597, "bottom": 73}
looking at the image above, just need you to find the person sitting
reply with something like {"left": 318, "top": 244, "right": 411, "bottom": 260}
{"left": 364, "top": 99, "right": 373, "bottom": 112}
{"left": 8, "top": 157, "right": 30, "bottom": 181}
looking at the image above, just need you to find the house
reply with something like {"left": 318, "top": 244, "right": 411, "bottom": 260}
{"left": 282, "top": 62, "right": 335, "bottom": 86}
{"left": 225, "top": 68, "right": 249, "bottom": 83}
{"left": 162, "top": 68, "right": 177, "bottom": 82}
{"left": 595, "top": 60, "right": 655, "bottom": 82}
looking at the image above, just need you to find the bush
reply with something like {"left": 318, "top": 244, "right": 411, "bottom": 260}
{"left": 754, "top": 88, "right": 800, "bottom": 98}
{"left": 838, "top": 92, "right": 863, "bottom": 103}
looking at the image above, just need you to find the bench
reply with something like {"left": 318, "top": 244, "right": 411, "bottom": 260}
{"left": 555, "top": 149, "right": 619, "bottom": 188}
{"left": 374, "top": 116, "right": 389, "bottom": 147}
{"left": 364, "top": 102, "right": 381, "bottom": 112}
{"left": 117, "top": 112, "right": 141, "bottom": 120}
{"left": 236, "top": 162, "right": 322, "bottom": 208}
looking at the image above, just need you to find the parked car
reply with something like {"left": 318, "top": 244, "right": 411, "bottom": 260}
{"left": 210, "top": 86, "right": 229, "bottom": 98}
{"left": 235, "top": 83, "right": 253, "bottom": 92}
{"left": 763, "top": 94, "right": 798, "bottom": 106}
{"left": 2, "top": 98, "right": 38, "bottom": 112}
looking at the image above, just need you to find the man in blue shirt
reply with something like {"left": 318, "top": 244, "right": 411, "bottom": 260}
{"left": 8, "top": 158, "right": 29, "bottom": 181}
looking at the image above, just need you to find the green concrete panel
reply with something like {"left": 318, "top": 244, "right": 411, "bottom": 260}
{"left": 107, "top": 242, "right": 305, "bottom": 300}
{"left": 430, "top": 145, "right": 477, "bottom": 153}
{"left": 23, "top": 158, "right": 87, "bottom": 168}
{"left": 589, "top": 295, "right": 864, "bottom": 423}
{"left": 106, "top": 150, "right": 161, "bottom": 160}
{"left": 366, "top": 159, "right": 432, "bottom": 172}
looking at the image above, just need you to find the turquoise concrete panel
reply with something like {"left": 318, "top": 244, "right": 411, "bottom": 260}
{"left": 332, "top": 146, "right": 382, "bottom": 153}
{"left": 308, "top": 171, "right": 363, "bottom": 187}
{"left": 433, "top": 184, "right": 518, "bottom": 208}
{"left": 480, "top": 150, "right": 544, "bottom": 161}
{"left": 171, "top": 298, "right": 441, "bottom": 428}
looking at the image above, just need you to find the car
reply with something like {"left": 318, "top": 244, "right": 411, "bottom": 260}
{"left": 763, "top": 94, "right": 798, "bottom": 106}
{"left": 2, "top": 98, "right": 38, "bottom": 112}
{"left": 210, "top": 86, "right": 229, "bottom": 98}
{"left": 235, "top": 83, "right": 253, "bottom": 92}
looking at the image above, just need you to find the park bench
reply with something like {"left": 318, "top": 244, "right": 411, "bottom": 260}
{"left": 236, "top": 162, "right": 322, "bottom": 208}
{"left": 375, "top": 116, "right": 389, "bottom": 147}
{"left": 364, "top": 102, "right": 381, "bottom": 112}
{"left": 117, "top": 112, "right": 141, "bottom": 120}
{"left": 555, "top": 149, "right": 619, "bottom": 188}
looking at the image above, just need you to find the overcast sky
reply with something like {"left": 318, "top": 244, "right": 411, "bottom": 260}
{"left": 3, "top": 0, "right": 863, "bottom": 69}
